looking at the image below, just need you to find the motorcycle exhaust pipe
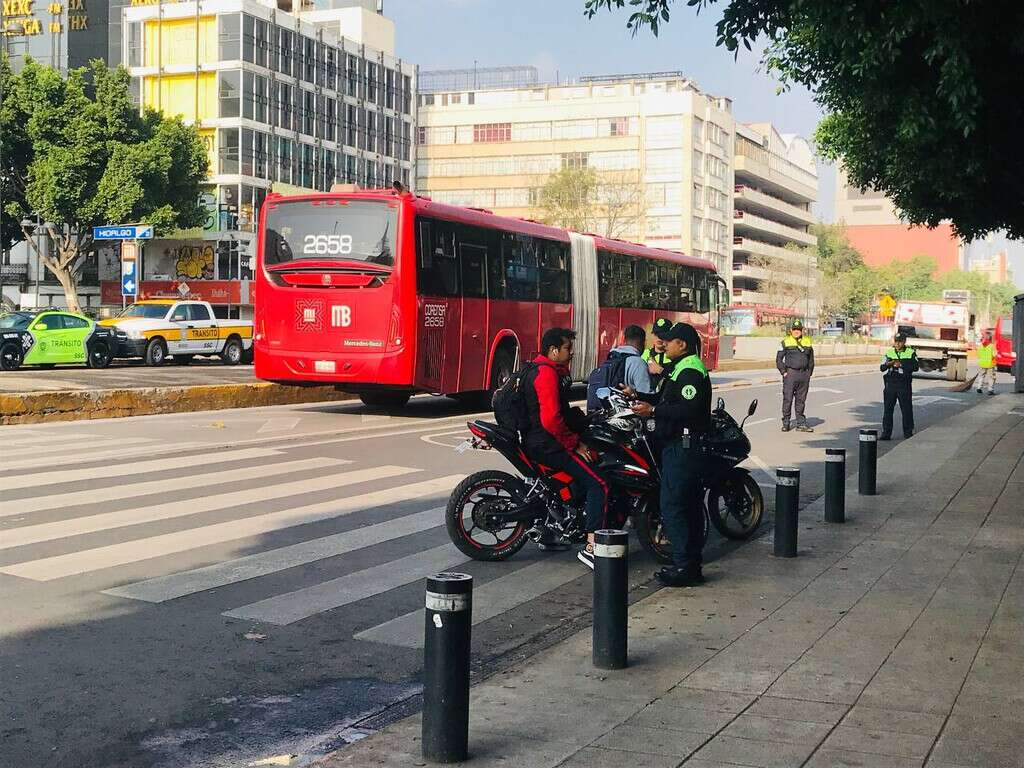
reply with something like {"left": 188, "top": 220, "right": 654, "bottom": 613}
{"left": 526, "top": 526, "right": 544, "bottom": 542}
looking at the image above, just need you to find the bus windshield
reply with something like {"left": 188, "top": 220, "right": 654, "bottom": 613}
{"left": 264, "top": 200, "right": 398, "bottom": 268}
{"left": 722, "top": 308, "right": 755, "bottom": 336}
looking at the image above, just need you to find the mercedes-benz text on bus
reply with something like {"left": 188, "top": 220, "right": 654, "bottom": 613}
{"left": 254, "top": 188, "right": 725, "bottom": 407}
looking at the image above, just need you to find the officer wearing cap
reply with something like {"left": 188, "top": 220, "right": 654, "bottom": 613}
{"left": 629, "top": 322, "right": 712, "bottom": 587}
{"left": 880, "top": 333, "right": 918, "bottom": 440}
{"left": 776, "top": 319, "right": 814, "bottom": 432}
{"left": 642, "top": 317, "right": 673, "bottom": 388}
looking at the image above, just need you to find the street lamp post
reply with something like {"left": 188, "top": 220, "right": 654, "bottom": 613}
{"left": 20, "top": 214, "right": 47, "bottom": 308}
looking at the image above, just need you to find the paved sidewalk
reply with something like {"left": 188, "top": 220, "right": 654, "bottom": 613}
{"left": 321, "top": 391, "right": 1023, "bottom": 768}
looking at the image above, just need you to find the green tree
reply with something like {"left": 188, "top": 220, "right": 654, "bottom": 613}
{"left": 0, "top": 54, "right": 32, "bottom": 254}
{"left": 536, "top": 166, "right": 646, "bottom": 239}
{"left": 1, "top": 58, "right": 208, "bottom": 312}
{"left": 809, "top": 223, "right": 863, "bottom": 278}
{"left": 584, "top": 0, "right": 1024, "bottom": 241}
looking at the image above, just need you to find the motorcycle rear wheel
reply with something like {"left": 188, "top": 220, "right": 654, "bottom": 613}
{"left": 635, "top": 496, "right": 708, "bottom": 566}
{"left": 445, "top": 470, "right": 531, "bottom": 561}
{"left": 707, "top": 469, "right": 764, "bottom": 540}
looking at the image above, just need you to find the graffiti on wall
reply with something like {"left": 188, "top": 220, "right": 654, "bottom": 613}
{"left": 174, "top": 245, "right": 215, "bottom": 280}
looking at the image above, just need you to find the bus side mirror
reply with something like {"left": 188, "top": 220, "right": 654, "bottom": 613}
{"left": 748, "top": 399, "right": 758, "bottom": 417}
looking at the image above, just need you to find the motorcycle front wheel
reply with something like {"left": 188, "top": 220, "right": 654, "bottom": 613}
{"left": 445, "top": 470, "right": 531, "bottom": 561}
{"left": 707, "top": 469, "right": 764, "bottom": 540}
{"left": 634, "top": 495, "right": 708, "bottom": 566}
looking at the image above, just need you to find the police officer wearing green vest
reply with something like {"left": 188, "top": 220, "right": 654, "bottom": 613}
{"left": 880, "top": 333, "right": 919, "bottom": 440}
{"left": 642, "top": 317, "right": 673, "bottom": 388}
{"left": 628, "top": 322, "right": 712, "bottom": 587}
{"left": 776, "top": 319, "right": 815, "bottom": 432}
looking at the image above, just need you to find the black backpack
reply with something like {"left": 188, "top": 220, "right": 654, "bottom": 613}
{"left": 492, "top": 362, "right": 537, "bottom": 436}
{"left": 586, "top": 351, "right": 632, "bottom": 412}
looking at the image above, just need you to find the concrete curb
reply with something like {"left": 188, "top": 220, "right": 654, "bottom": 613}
{"left": 715, "top": 354, "right": 878, "bottom": 372}
{"left": 0, "top": 383, "right": 355, "bottom": 425}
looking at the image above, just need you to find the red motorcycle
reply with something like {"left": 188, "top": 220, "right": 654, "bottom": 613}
{"left": 445, "top": 389, "right": 763, "bottom": 563}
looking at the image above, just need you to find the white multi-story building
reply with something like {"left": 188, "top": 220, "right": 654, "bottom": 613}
{"left": 416, "top": 70, "right": 736, "bottom": 282}
{"left": 732, "top": 123, "right": 819, "bottom": 315}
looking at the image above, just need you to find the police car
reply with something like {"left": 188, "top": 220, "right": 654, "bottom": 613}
{"left": 100, "top": 299, "right": 253, "bottom": 366}
{"left": 0, "top": 310, "right": 116, "bottom": 371}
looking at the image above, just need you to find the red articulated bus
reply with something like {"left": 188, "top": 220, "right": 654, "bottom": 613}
{"left": 254, "top": 188, "right": 725, "bottom": 407}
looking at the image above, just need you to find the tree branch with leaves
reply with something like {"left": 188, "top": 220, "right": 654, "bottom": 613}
{"left": 0, "top": 56, "right": 209, "bottom": 312}
{"left": 536, "top": 166, "right": 646, "bottom": 240}
{"left": 584, "top": 0, "right": 1024, "bottom": 241}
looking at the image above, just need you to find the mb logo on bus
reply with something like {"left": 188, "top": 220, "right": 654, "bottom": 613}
{"left": 331, "top": 305, "right": 352, "bottom": 328}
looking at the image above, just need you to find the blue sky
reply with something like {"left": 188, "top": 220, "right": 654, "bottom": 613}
{"left": 386, "top": 0, "right": 836, "bottom": 219}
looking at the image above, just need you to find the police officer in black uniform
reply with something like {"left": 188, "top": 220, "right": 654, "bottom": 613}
{"left": 776, "top": 319, "right": 815, "bottom": 432}
{"left": 880, "top": 333, "right": 919, "bottom": 440}
{"left": 641, "top": 317, "right": 674, "bottom": 390}
{"left": 629, "top": 322, "right": 712, "bottom": 587}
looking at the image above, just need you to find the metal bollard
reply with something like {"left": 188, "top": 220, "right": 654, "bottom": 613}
{"left": 824, "top": 448, "right": 846, "bottom": 523}
{"left": 592, "top": 529, "right": 629, "bottom": 670}
{"left": 422, "top": 572, "right": 473, "bottom": 764}
{"left": 858, "top": 429, "right": 878, "bottom": 496}
{"left": 774, "top": 467, "right": 800, "bottom": 558}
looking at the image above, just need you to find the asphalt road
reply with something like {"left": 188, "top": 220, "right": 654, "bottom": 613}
{"left": 0, "top": 364, "right": 1012, "bottom": 767}
{"left": 0, "top": 359, "right": 256, "bottom": 394}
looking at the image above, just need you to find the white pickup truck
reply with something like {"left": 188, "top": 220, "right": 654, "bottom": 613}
{"left": 101, "top": 299, "right": 253, "bottom": 366}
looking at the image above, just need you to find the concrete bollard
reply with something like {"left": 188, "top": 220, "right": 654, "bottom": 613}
{"left": 593, "top": 529, "right": 629, "bottom": 670}
{"left": 859, "top": 429, "right": 878, "bottom": 496}
{"left": 422, "top": 572, "right": 473, "bottom": 764}
{"left": 774, "top": 467, "right": 800, "bottom": 558}
{"left": 824, "top": 448, "right": 846, "bottom": 523}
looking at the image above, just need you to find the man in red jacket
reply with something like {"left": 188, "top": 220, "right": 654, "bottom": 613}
{"left": 524, "top": 327, "right": 608, "bottom": 568}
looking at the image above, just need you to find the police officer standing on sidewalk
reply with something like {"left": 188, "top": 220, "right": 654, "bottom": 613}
{"left": 628, "top": 322, "right": 712, "bottom": 587}
{"left": 776, "top": 319, "right": 814, "bottom": 432}
{"left": 880, "top": 333, "right": 919, "bottom": 440}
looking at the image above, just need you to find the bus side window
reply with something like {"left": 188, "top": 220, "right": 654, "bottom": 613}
{"left": 539, "top": 240, "right": 571, "bottom": 303}
{"left": 416, "top": 217, "right": 458, "bottom": 297}
{"left": 504, "top": 235, "right": 539, "bottom": 301}
{"left": 456, "top": 224, "right": 487, "bottom": 299}
{"left": 635, "top": 258, "right": 659, "bottom": 310}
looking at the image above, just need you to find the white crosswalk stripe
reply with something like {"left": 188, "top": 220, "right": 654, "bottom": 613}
{"left": 0, "top": 461, "right": 377, "bottom": 551}
{"left": 355, "top": 558, "right": 586, "bottom": 648}
{"left": 103, "top": 507, "right": 445, "bottom": 603}
{"left": 0, "top": 443, "right": 595, "bottom": 639}
{"left": 0, "top": 432, "right": 101, "bottom": 450}
{"left": 1, "top": 474, "right": 459, "bottom": 581}
{"left": 0, "top": 437, "right": 157, "bottom": 465}
{"left": 0, "top": 441, "right": 214, "bottom": 473}
{"left": 0, "top": 447, "right": 282, "bottom": 491}
{"left": 3, "top": 457, "right": 345, "bottom": 518}
{"left": 223, "top": 543, "right": 467, "bottom": 626}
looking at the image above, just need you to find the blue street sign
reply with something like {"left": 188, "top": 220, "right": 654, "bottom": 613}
{"left": 94, "top": 225, "right": 154, "bottom": 240}
{"left": 121, "top": 259, "right": 138, "bottom": 297}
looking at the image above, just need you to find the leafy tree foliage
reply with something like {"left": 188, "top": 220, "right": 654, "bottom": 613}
{"left": 536, "top": 166, "right": 646, "bottom": 240}
{"left": 584, "top": 0, "right": 1024, "bottom": 241}
{"left": 0, "top": 57, "right": 208, "bottom": 311}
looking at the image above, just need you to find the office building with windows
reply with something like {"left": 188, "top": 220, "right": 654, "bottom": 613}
{"left": 415, "top": 70, "right": 736, "bottom": 283}
{"left": 732, "top": 123, "right": 819, "bottom": 315}
{"left": 107, "top": 0, "right": 416, "bottom": 316}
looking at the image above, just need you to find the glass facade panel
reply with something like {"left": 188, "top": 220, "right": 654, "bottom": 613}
{"left": 219, "top": 70, "right": 241, "bottom": 118}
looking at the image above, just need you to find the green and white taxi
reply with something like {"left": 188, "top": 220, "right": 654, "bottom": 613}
{"left": 0, "top": 310, "right": 116, "bottom": 371}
